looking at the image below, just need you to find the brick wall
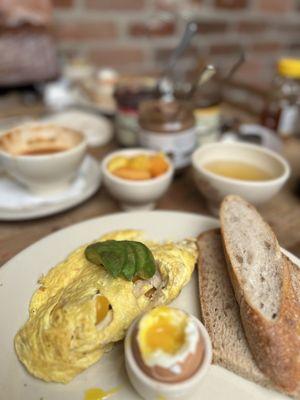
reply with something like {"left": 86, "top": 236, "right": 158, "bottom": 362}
{"left": 52, "top": 0, "right": 300, "bottom": 88}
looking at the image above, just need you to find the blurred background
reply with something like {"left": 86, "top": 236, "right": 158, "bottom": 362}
{"left": 50, "top": 0, "right": 300, "bottom": 84}
{"left": 0, "top": 0, "right": 300, "bottom": 127}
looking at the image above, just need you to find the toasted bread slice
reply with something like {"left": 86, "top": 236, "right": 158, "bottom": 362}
{"left": 197, "top": 229, "right": 300, "bottom": 398}
{"left": 197, "top": 229, "right": 270, "bottom": 387}
{"left": 220, "top": 195, "right": 300, "bottom": 395}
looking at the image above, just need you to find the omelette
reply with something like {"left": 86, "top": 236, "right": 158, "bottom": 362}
{"left": 14, "top": 230, "right": 197, "bottom": 383}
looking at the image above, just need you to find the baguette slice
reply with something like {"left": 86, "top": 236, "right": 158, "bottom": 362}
{"left": 197, "top": 229, "right": 271, "bottom": 387}
{"left": 220, "top": 195, "right": 300, "bottom": 395}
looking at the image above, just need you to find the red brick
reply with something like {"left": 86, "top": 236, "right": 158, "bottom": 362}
{"left": 231, "top": 58, "right": 268, "bottom": 85}
{"left": 155, "top": 47, "right": 175, "bottom": 63}
{"left": 237, "top": 21, "right": 267, "bottom": 33}
{"left": 129, "top": 20, "right": 176, "bottom": 37}
{"left": 196, "top": 20, "right": 227, "bottom": 34}
{"left": 278, "top": 23, "right": 300, "bottom": 33}
{"left": 258, "top": 0, "right": 294, "bottom": 13}
{"left": 54, "top": 21, "right": 117, "bottom": 41}
{"left": 52, "top": 0, "right": 74, "bottom": 8}
{"left": 155, "top": 46, "right": 199, "bottom": 63}
{"left": 86, "top": 0, "right": 145, "bottom": 11}
{"left": 88, "top": 47, "right": 144, "bottom": 67}
{"left": 215, "top": 0, "right": 248, "bottom": 9}
{"left": 209, "top": 43, "right": 241, "bottom": 55}
{"left": 252, "top": 42, "right": 282, "bottom": 53}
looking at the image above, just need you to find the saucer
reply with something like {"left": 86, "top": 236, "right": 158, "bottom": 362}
{"left": 0, "top": 156, "right": 101, "bottom": 221}
{"left": 43, "top": 110, "right": 113, "bottom": 147}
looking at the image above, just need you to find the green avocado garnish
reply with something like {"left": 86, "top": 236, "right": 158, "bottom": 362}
{"left": 84, "top": 240, "right": 156, "bottom": 281}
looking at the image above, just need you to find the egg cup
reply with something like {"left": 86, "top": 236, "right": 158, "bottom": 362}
{"left": 124, "top": 314, "right": 212, "bottom": 400}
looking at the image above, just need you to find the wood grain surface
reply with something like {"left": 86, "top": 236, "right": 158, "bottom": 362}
{"left": 0, "top": 128, "right": 300, "bottom": 267}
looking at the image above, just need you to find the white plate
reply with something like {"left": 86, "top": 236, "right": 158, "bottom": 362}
{"left": 0, "top": 211, "right": 295, "bottom": 400}
{"left": 0, "top": 156, "right": 101, "bottom": 221}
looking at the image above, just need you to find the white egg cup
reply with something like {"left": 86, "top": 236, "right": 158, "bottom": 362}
{"left": 101, "top": 149, "right": 174, "bottom": 211}
{"left": 124, "top": 315, "right": 212, "bottom": 400}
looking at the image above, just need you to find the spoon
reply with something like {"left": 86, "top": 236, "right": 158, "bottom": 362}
{"left": 223, "top": 50, "right": 245, "bottom": 81}
{"left": 158, "top": 20, "right": 198, "bottom": 99}
{"left": 165, "top": 20, "right": 198, "bottom": 75}
{"left": 187, "top": 49, "right": 245, "bottom": 100}
{"left": 186, "top": 64, "right": 217, "bottom": 99}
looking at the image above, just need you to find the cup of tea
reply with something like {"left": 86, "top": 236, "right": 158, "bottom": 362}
{"left": 192, "top": 142, "right": 290, "bottom": 215}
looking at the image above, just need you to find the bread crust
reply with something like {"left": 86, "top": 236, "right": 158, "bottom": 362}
{"left": 220, "top": 195, "right": 300, "bottom": 395}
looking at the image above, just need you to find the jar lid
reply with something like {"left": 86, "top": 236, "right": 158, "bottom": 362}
{"left": 278, "top": 58, "right": 300, "bottom": 79}
{"left": 139, "top": 99, "right": 195, "bottom": 133}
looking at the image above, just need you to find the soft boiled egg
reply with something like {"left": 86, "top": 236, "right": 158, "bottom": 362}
{"left": 132, "top": 306, "right": 204, "bottom": 383}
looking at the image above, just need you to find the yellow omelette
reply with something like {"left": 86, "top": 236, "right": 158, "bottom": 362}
{"left": 14, "top": 230, "right": 197, "bottom": 383}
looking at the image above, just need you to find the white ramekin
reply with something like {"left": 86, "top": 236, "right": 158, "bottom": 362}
{"left": 192, "top": 142, "right": 290, "bottom": 215}
{"left": 101, "top": 148, "right": 174, "bottom": 211}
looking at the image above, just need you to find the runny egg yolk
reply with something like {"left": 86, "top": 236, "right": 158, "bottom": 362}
{"left": 138, "top": 306, "right": 188, "bottom": 359}
{"left": 95, "top": 295, "right": 110, "bottom": 325}
{"left": 145, "top": 315, "right": 185, "bottom": 354}
{"left": 84, "top": 386, "right": 120, "bottom": 400}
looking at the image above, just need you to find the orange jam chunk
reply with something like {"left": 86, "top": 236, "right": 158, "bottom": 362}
{"left": 149, "top": 154, "right": 169, "bottom": 177}
{"left": 108, "top": 153, "right": 169, "bottom": 181}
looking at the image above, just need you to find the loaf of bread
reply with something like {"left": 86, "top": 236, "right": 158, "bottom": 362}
{"left": 220, "top": 195, "right": 300, "bottom": 395}
{"left": 0, "top": 1, "right": 58, "bottom": 86}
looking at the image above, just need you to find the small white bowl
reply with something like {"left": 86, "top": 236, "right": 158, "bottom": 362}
{"left": 124, "top": 314, "right": 212, "bottom": 400}
{"left": 192, "top": 142, "right": 290, "bottom": 215}
{"left": 0, "top": 124, "right": 87, "bottom": 194}
{"left": 101, "top": 149, "right": 174, "bottom": 211}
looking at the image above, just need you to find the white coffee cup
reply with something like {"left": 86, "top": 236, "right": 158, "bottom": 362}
{"left": 0, "top": 124, "right": 87, "bottom": 194}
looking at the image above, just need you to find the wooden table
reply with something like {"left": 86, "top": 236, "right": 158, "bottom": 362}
{"left": 0, "top": 135, "right": 300, "bottom": 267}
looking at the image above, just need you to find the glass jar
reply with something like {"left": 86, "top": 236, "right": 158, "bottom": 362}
{"left": 261, "top": 58, "right": 300, "bottom": 137}
{"left": 114, "top": 77, "right": 157, "bottom": 146}
{"left": 193, "top": 80, "right": 222, "bottom": 146}
{"left": 138, "top": 98, "right": 196, "bottom": 170}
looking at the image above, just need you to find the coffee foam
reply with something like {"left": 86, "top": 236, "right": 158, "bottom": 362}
{"left": 0, "top": 123, "right": 83, "bottom": 156}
